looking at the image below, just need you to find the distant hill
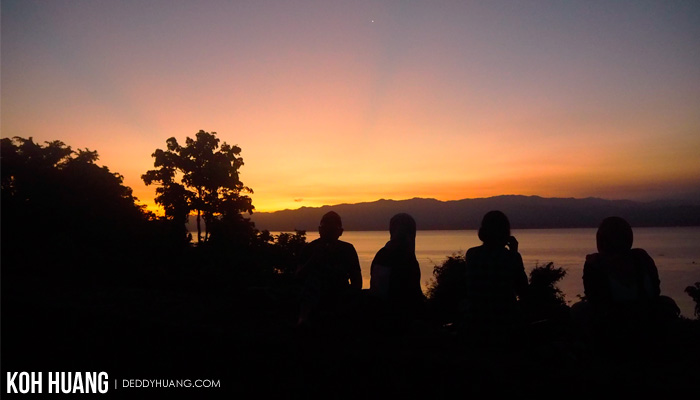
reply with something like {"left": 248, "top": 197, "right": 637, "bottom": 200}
{"left": 246, "top": 195, "right": 700, "bottom": 231}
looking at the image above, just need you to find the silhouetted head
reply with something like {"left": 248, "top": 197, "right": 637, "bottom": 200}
{"left": 478, "top": 210, "right": 511, "bottom": 247}
{"left": 596, "top": 216, "right": 633, "bottom": 255}
{"left": 319, "top": 211, "right": 343, "bottom": 240}
{"left": 390, "top": 213, "right": 417, "bottom": 242}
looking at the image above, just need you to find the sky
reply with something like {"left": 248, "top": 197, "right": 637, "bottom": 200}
{"left": 3, "top": 0, "right": 700, "bottom": 212}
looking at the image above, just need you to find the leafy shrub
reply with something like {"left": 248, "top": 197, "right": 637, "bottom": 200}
{"left": 426, "top": 253, "right": 466, "bottom": 325}
{"left": 426, "top": 256, "right": 571, "bottom": 327}
{"left": 522, "top": 262, "right": 570, "bottom": 325}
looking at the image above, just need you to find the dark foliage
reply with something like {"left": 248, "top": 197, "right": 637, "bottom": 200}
{"left": 142, "top": 130, "right": 254, "bottom": 244}
{"left": 253, "top": 230, "right": 308, "bottom": 276}
{"left": 522, "top": 262, "right": 570, "bottom": 324}
{"left": 1, "top": 136, "right": 150, "bottom": 273}
{"left": 425, "top": 254, "right": 571, "bottom": 328}
{"left": 3, "top": 134, "right": 699, "bottom": 396}
{"left": 425, "top": 253, "right": 467, "bottom": 325}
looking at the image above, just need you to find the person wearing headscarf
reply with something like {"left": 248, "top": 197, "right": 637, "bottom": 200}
{"left": 370, "top": 213, "right": 425, "bottom": 319}
{"left": 579, "top": 216, "right": 679, "bottom": 351}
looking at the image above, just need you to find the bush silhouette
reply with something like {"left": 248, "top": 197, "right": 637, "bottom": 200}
{"left": 426, "top": 253, "right": 467, "bottom": 325}
{"left": 426, "top": 255, "right": 570, "bottom": 330}
{"left": 522, "top": 262, "right": 569, "bottom": 323}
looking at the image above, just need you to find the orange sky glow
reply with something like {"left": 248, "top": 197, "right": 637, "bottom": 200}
{"left": 3, "top": 1, "right": 699, "bottom": 213}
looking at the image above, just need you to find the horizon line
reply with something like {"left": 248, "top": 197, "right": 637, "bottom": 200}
{"left": 250, "top": 194, "right": 700, "bottom": 214}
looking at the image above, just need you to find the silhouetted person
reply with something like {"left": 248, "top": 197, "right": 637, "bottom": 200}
{"left": 296, "top": 211, "right": 362, "bottom": 327}
{"left": 460, "top": 211, "right": 528, "bottom": 344}
{"left": 369, "top": 213, "right": 426, "bottom": 324}
{"left": 572, "top": 216, "right": 679, "bottom": 356}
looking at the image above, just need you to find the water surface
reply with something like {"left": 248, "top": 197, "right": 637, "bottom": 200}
{"left": 299, "top": 227, "right": 700, "bottom": 319}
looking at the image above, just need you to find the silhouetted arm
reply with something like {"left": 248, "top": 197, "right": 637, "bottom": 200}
{"left": 507, "top": 236, "right": 519, "bottom": 253}
{"left": 582, "top": 254, "right": 610, "bottom": 307}
{"left": 348, "top": 245, "right": 362, "bottom": 290}
{"left": 513, "top": 252, "right": 528, "bottom": 299}
{"left": 633, "top": 249, "right": 661, "bottom": 297}
{"left": 463, "top": 247, "right": 478, "bottom": 295}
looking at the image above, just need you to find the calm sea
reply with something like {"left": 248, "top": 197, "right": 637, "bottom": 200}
{"left": 295, "top": 227, "right": 700, "bottom": 319}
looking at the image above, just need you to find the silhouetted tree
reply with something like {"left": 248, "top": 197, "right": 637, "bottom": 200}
{"left": 142, "top": 130, "right": 254, "bottom": 243}
{"left": 242, "top": 229, "right": 307, "bottom": 278}
{"left": 1, "top": 136, "right": 149, "bottom": 271}
{"left": 269, "top": 230, "right": 308, "bottom": 275}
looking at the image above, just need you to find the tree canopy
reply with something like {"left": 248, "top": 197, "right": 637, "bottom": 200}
{"left": 1, "top": 136, "right": 149, "bottom": 269}
{"left": 142, "top": 130, "right": 254, "bottom": 243}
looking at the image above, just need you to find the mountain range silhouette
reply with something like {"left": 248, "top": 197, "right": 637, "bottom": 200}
{"left": 244, "top": 195, "right": 700, "bottom": 231}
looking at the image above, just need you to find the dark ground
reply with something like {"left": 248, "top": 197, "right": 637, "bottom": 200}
{"left": 3, "top": 268, "right": 699, "bottom": 399}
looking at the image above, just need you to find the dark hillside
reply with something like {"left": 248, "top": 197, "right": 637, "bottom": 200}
{"left": 248, "top": 195, "right": 700, "bottom": 231}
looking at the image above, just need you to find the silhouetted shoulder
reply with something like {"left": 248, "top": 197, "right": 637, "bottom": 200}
{"left": 465, "top": 246, "right": 480, "bottom": 256}
{"left": 466, "top": 245, "right": 522, "bottom": 264}
{"left": 303, "top": 238, "right": 324, "bottom": 249}
{"left": 465, "top": 245, "right": 490, "bottom": 260}
{"left": 631, "top": 248, "right": 661, "bottom": 293}
{"left": 585, "top": 253, "right": 600, "bottom": 263}
{"left": 337, "top": 240, "right": 357, "bottom": 251}
{"left": 299, "top": 238, "right": 322, "bottom": 259}
{"left": 333, "top": 240, "right": 359, "bottom": 258}
{"left": 630, "top": 248, "right": 653, "bottom": 263}
{"left": 510, "top": 249, "right": 524, "bottom": 263}
{"left": 371, "top": 246, "right": 391, "bottom": 264}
